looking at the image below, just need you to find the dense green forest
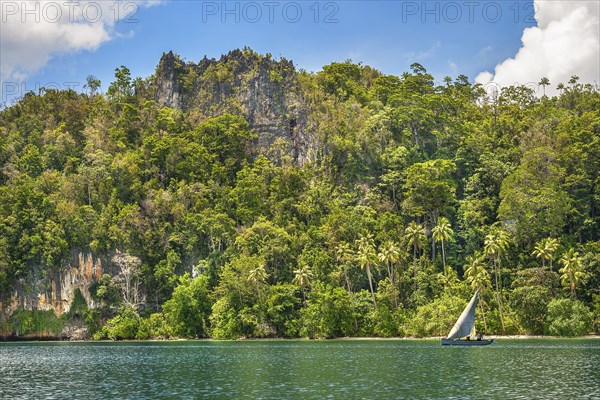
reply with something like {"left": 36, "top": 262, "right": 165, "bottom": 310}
{"left": 0, "top": 49, "right": 598, "bottom": 339}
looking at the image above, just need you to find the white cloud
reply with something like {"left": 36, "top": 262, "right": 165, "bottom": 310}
{"left": 405, "top": 41, "right": 441, "bottom": 63}
{"left": 0, "top": 1, "right": 163, "bottom": 83}
{"left": 476, "top": 0, "right": 599, "bottom": 97}
{"left": 448, "top": 59, "right": 458, "bottom": 73}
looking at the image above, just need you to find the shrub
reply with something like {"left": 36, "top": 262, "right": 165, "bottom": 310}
{"left": 162, "top": 274, "right": 211, "bottom": 338}
{"left": 511, "top": 286, "right": 552, "bottom": 334}
{"left": 9, "top": 310, "right": 64, "bottom": 337}
{"left": 299, "top": 283, "right": 354, "bottom": 338}
{"left": 104, "top": 307, "right": 140, "bottom": 340}
{"left": 137, "top": 313, "right": 170, "bottom": 339}
{"left": 545, "top": 298, "right": 592, "bottom": 336}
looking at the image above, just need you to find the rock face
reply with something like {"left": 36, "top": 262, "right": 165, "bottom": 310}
{"left": 153, "top": 49, "right": 311, "bottom": 164}
{"left": 154, "top": 51, "right": 184, "bottom": 110}
{"left": 0, "top": 251, "right": 107, "bottom": 317}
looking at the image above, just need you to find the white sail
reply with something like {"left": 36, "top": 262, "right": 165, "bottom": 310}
{"left": 446, "top": 290, "right": 479, "bottom": 340}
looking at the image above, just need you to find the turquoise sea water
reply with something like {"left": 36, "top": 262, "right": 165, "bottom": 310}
{"left": 1, "top": 339, "right": 598, "bottom": 399}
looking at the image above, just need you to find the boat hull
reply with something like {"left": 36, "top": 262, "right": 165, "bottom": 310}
{"left": 441, "top": 338, "right": 494, "bottom": 346}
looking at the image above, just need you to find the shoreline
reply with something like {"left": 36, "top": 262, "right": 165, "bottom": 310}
{"left": 2, "top": 334, "right": 599, "bottom": 343}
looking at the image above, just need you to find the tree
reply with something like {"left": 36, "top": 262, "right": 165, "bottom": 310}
{"left": 559, "top": 249, "right": 586, "bottom": 298}
{"left": 112, "top": 250, "right": 145, "bottom": 310}
{"left": 510, "top": 268, "right": 556, "bottom": 335}
{"left": 355, "top": 232, "right": 378, "bottom": 306}
{"left": 248, "top": 264, "right": 268, "bottom": 297}
{"left": 532, "top": 238, "right": 559, "bottom": 270}
{"left": 378, "top": 241, "right": 401, "bottom": 308}
{"left": 300, "top": 283, "right": 354, "bottom": 338}
{"left": 293, "top": 264, "right": 314, "bottom": 302}
{"left": 546, "top": 298, "right": 591, "bottom": 336}
{"left": 402, "top": 160, "right": 456, "bottom": 229}
{"left": 538, "top": 77, "right": 550, "bottom": 97}
{"left": 484, "top": 227, "right": 509, "bottom": 334}
{"left": 498, "top": 148, "right": 571, "bottom": 245}
{"left": 103, "top": 306, "right": 140, "bottom": 340}
{"left": 404, "top": 222, "right": 426, "bottom": 289}
{"left": 85, "top": 75, "right": 101, "bottom": 96}
{"left": 464, "top": 252, "right": 490, "bottom": 331}
{"left": 568, "top": 75, "right": 580, "bottom": 87}
{"left": 162, "top": 274, "right": 212, "bottom": 338}
{"left": 432, "top": 217, "right": 454, "bottom": 277}
{"left": 107, "top": 66, "right": 133, "bottom": 104}
{"left": 335, "top": 242, "right": 354, "bottom": 293}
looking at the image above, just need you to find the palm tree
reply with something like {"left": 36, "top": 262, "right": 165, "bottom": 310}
{"left": 335, "top": 242, "right": 354, "bottom": 293}
{"left": 432, "top": 217, "right": 454, "bottom": 278}
{"left": 532, "top": 237, "right": 559, "bottom": 270}
{"left": 483, "top": 228, "right": 509, "bottom": 334}
{"left": 355, "top": 232, "right": 378, "bottom": 306}
{"left": 248, "top": 264, "right": 268, "bottom": 304}
{"left": 378, "top": 241, "right": 401, "bottom": 308}
{"left": 293, "top": 264, "right": 314, "bottom": 302}
{"left": 405, "top": 222, "right": 426, "bottom": 290}
{"left": 464, "top": 252, "right": 490, "bottom": 332}
{"left": 465, "top": 252, "right": 490, "bottom": 292}
{"left": 336, "top": 241, "right": 359, "bottom": 330}
{"left": 559, "top": 248, "right": 586, "bottom": 298}
{"left": 538, "top": 77, "right": 550, "bottom": 96}
{"left": 569, "top": 75, "right": 580, "bottom": 87}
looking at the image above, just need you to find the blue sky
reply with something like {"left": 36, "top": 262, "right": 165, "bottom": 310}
{"left": 4, "top": 0, "right": 598, "bottom": 102}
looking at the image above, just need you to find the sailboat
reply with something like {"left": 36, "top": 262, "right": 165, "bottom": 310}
{"left": 441, "top": 290, "right": 494, "bottom": 346}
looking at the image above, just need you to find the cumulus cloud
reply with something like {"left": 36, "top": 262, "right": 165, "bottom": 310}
{"left": 0, "top": 1, "right": 162, "bottom": 82}
{"left": 476, "top": 0, "right": 599, "bottom": 97}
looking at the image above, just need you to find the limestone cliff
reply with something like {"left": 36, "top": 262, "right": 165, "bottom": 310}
{"left": 0, "top": 251, "right": 108, "bottom": 318}
{"left": 153, "top": 49, "right": 311, "bottom": 164}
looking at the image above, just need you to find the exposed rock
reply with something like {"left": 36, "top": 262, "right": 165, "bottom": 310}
{"left": 62, "top": 324, "right": 89, "bottom": 341}
{"left": 153, "top": 49, "right": 312, "bottom": 164}
{"left": 0, "top": 251, "right": 108, "bottom": 318}
{"left": 154, "top": 50, "right": 184, "bottom": 109}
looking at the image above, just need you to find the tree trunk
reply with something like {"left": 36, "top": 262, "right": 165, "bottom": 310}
{"left": 367, "top": 265, "right": 377, "bottom": 306}
{"left": 494, "top": 257, "right": 506, "bottom": 334}
{"left": 441, "top": 240, "right": 446, "bottom": 273}
{"left": 413, "top": 245, "right": 418, "bottom": 291}
{"left": 388, "top": 261, "right": 397, "bottom": 309}
{"left": 479, "top": 299, "right": 488, "bottom": 332}
{"left": 343, "top": 266, "right": 352, "bottom": 293}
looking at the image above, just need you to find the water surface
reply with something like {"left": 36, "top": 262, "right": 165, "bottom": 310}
{"left": 1, "top": 339, "right": 598, "bottom": 399}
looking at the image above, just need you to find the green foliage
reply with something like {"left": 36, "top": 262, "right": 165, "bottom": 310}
{"left": 409, "top": 294, "right": 466, "bottom": 337}
{"left": 545, "top": 298, "right": 592, "bottom": 336}
{"left": 162, "top": 274, "right": 211, "bottom": 338}
{"left": 102, "top": 306, "right": 140, "bottom": 340}
{"left": 7, "top": 310, "right": 64, "bottom": 337}
{"left": 0, "top": 49, "right": 598, "bottom": 339}
{"left": 137, "top": 313, "right": 170, "bottom": 339}
{"left": 498, "top": 148, "right": 571, "bottom": 245}
{"left": 66, "top": 288, "right": 89, "bottom": 321}
{"left": 592, "top": 295, "right": 600, "bottom": 334}
{"left": 402, "top": 159, "right": 456, "bottom": 223}
{"left": 511, "top": 285, "right": 552, "bottom": 335}
{"left": 300, "top": 283, "right": 354, "bottom": 338}
{"left": 210, "top": 297, "right": 241, "bottom": 339}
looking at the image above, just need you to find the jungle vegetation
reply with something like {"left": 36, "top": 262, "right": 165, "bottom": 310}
{"left": 0, "top": 49, "right": 598, "bottom": 339}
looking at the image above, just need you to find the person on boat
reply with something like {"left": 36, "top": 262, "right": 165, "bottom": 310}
{"left": 466, "top": 336, "right": 470, "bottom": 341}
{"left": 476, "top": 333, "right": 483, "bottom": 341}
